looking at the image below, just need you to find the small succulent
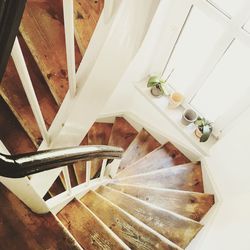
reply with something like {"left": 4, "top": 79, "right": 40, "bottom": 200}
{"left": 194, "top": 117, "right": 213, "bottom": 142}
{"left": 147, "top": 76, "right": 167, "bottom": 96}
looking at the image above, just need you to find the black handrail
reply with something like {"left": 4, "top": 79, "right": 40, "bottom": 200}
{"left": 0, "top": 0, "right": 27, "bottom": 81}
{"left": 0, "top": 145, "right": 123, "bottom": 178}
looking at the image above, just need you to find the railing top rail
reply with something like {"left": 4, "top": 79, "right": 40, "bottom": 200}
{"left": 0, "top": 145, "right": 123, "bottom": 178}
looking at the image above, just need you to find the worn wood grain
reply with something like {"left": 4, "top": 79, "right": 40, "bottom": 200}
{"left": 81, "top": 191, "right": 179, "bottom": 250}
{"left": 108, "top": 183, "right": 214, "bottom": 222}
{"left": 0, "top": 35, "right": 59, "bottom": 147}
{"left": 97, "top": 186, "right": 202, "bottom": 248}
{"left": 119, "top": 128, "right": 160, "bottom": 171}
{"left": 49, "top": 176, "right": 65, "bottom": 197}
{"left": 117, "top": 142, "right": 190, "bottom": 178}
{"left": 108, "top": 117, "right": 138, "bottom": 150}
{"left": 73, "top": 135, "right": 88, "bottom": 184}
{"left": 57, "top": 199, "right": 126, "bottom": 250}
{"left": 0, "top": 97, "right": 36, "bottom": 154}
{"left": 0, "top": 184, "right": 81, "bottom": 250}
{"left": 20, "top": 1, "right": 82, "bottom": 104}
{"left": 116, "top": 163, "right": 204, "bottom": 193}
{"left": 74, "top": 0, "right": 104, "bottom": 55}
{"left": 88, "top": 122, "right": 113, "bottom": 178}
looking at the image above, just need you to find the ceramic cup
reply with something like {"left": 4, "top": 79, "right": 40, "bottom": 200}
{"left": 181, "top": 109, "right": 198, "bottom": 126}
{"left": 168, "top": 92, "right": 184, "bottom": 108}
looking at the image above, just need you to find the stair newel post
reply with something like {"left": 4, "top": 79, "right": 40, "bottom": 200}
{"left": 62, "top": 166, "right": 72, "bottom": 194}
{"left": 85, "top": 161, "right": 91, "bottom": 185}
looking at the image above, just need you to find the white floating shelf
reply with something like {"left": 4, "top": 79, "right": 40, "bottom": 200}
{"left": 135, "top": 81, "right": 217, "bottom": 156}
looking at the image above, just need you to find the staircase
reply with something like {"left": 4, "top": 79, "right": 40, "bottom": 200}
{"left": 0, "top": 1, "right": 214, "bottom": 249}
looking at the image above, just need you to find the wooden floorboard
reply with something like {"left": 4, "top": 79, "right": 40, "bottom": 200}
{"left": 0, "top": 184, "right": 81, "bottom": 250}
{"left": 58, "top": 199, "right": 126, "bottom": 250}
{"left": 88, "top": 122, "right": 113, "bottom": 178}
{"left": 20, "top": 0, "right": 82, "bottom": 105}
{"left": 0, "top": 97, "right": 36, "bottom": 154}
{"left": 116, "top": 163, "right": 204, "bottom": 193}
{"left": 0, "top": 35, "right": 58, "bottom": 147}
{"left": 108, "top": 183, "right": 214, "bottom": 221}
{"left": 81, "top": 190, "right": 179, "bottom": 250}
{"left": 97, "top": 186, "right": 202, "bottom": 248}
{"left": 119, "top": 128, "right": 161, "bottom": 171}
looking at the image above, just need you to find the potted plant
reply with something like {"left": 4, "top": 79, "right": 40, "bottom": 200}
{"left": 147, "top": 76, "right": 167, "bottom": 97}
{"left": 194, "top": 117, "right": 213, "bottom": 142}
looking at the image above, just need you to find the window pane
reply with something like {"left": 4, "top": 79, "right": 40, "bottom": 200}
{"left": 191, "top": 40, "right": 250, "bottom": 122}
{"left": 208, "top": 0, "right": 247, "bottom": 17}
{"left": 164, "top": 7, "right": 222, "bottom": 94}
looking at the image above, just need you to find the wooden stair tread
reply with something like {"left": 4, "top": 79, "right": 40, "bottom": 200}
{"left": 0, "top": 184, "right": 81, "bottom": 250}
{"left": 115, "top": 163, "right": 204, "bottom": 193}
{"left": 117, "top": 142, "right": 190, "bottom": 178}
{"left": 108, "top": 183, "right": 214, "bottom": 221}
{"left": 97, "top": 186, "right": 202, "bottom": 248}
{"left": 74, "top": 0, "right": 104, "bottom": 55}
{"left": 0, "top": 35, "right": 58, "bottom": 147}
{"left": 20, "top": 1, "right": 82, "bottom": 105}
{"left": 0, "top": 96, "right": 36, "bottom": 154}
{"left": 108, "top": 117, "right": 138, "bottom": 150}
{"left": 88, "top": 122, "right": 113, "bottom": 178}
{"left": 48, "top": 176, "right": 65, "bottom": 197}
{"left": 81, "top": 190, "right": 179, "bottom": 250}
{"left": 73, "top": 135, "right": 88, "bottom": 184}
{"left": 119, "top": 128, "right": 161, "bottom": 171}
{"left": 57, "top": 199, "right": 126, "bottom": 250}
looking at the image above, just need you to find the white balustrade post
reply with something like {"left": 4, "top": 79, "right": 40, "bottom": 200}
{"left": 63, "top": 0, "right": 76, "bottom": 97}
{"left": 85, "top": 161, "right": 91, "bottom": 184}
{"left": 62, "top": 166, "right": 72, "bottom": 194}
{"left": 11, "top": 38, "right": 50, "bottom": 145}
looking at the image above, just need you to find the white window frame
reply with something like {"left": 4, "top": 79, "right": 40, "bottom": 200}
{"left": 161, "top": 0, "right": 250, "bottom": 138}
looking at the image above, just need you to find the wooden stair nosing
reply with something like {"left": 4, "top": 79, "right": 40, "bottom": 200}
{"left": 117, "top": 142, "right": 191, "bottom": 178}
{"left": 57, "top": 198, "right": 128, "bottom": 250}
{"left": 81, "top": 190, "right": 181, "bottom": 250}
{"left": 114, "top": 162, "right": 204, "bottom": 193}
{"left": 118, "top": 128, "right": 161, "bottom": 171}
{"left": 107, "top": 183, "right": 214, "bottom": 222}
{"left": 96, "top": 185, "right": 202, "bottom": 248}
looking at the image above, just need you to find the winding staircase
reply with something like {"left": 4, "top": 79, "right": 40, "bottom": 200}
{"left": 0, "top": 0, "right": 214, "bottom": 249}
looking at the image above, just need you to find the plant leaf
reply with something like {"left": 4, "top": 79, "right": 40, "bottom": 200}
{"left": 200, "top": 126, "right": 211, "bottom": 142}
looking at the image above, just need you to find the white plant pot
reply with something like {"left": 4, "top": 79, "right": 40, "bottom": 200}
{"left": 181, "top": 109, "right": 198, "bottom": 126}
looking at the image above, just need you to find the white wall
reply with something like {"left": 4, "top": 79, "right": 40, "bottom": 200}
{"left": 195, "top": 107, "right": 250, "bottom": 250}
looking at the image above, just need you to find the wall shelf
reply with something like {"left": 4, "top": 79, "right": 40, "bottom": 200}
{"left": 135, "top": 81, "right": 217, "bottom": 156}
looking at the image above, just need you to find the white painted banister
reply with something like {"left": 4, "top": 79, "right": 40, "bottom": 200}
{"left": 63, "top": 0, "right": 76, "bottom": 97}
{"left": 100, "top": 159, "right": 108, "bottom": 178}
{"left": 62, "top": 166, "right": 72, "bottom": 193}
{"left": 85, "top": 161, "right": 91, "bottom": 184}
{"left": 11, "top": 38, "right": 50, "bottom": 145}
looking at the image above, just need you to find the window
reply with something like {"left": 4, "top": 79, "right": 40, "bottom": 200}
{"left": 191, "top": 39, "right": 250, "bottom": 121}
{"left": 163, "top": 7, "right": 223, "bottom": 95}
